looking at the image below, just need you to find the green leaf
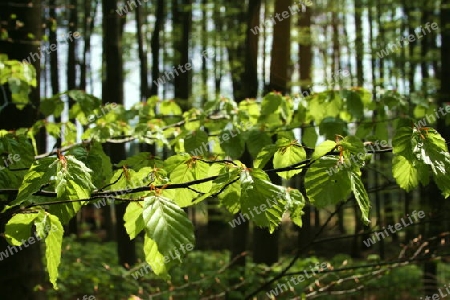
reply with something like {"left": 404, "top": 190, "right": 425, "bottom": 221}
{"left": 260, "top": 92, "right": 283, "bottom": 117}
{"left": 4, "top": 213, "right": 39, "bottom": 246}
{"left": 68, "top": 90, "right": 102, "bottom": 122}
{"left": 382, "top": 90, "right": 407, "bottom": 108}
{"left": 312, "top": 140, "right": 337, "bottom": 160}
{"left": 302, "top": 126, "right": 318, "bottom": 148}
{"left": 355, "top": 122, "right": 373, "bottom": 139}
{"left": 292, "top": 104, "right": 307, "bottom": 126}
{"left": 391, "top": 126, "right": 429, "bottom": 191}
{"left": 254, "top": 144, "right": 278, "bottom": 169}
{"left": 45, "top": 123, "right": 61, "bottom": 139}
{"left": 392, "top": 126, "right": 415, "bottom": 157}
{"left": 273, "top": 142, "right": 306, "bottom": 179}
{"left": 319, "top": 117, "right": 347, "bottom": 140}
{"left": 106, "top": 167, "right": 153, "bottom": 201}
{"left": 33, "top": 211, "right": 53, "bottom": 240}
{"left": 238, "top": 99, "right": 260, "bottom": 124}
{"left": 350, "top": 171, "right": 371, "bottom": 224}
{"left": 280, "top": 96, "right": 294, "bottom": 124}
{"left": 164, "top": 153, "right": 191, "bottom": 174}
{"left": 221, "top": 130, "right": 245, "bottom": 159}
{"left": 285, "top": 189, "right": 305, "bottom": 227}
{"left": 124, "top": 202, "right": 145, "bottom": 240}
{"left": 184, "top": 130, "right": 209, "bottom": 156}
{"left": 431, "top": 152, "right": 450, "bottom": 198}
{"left": 419, "top": 129, "right": 450, "bottom": 197}
{"left": 214, "top": 168, "right": 242, "bottom": 213}
{"left": 143, "top": 235, "right": 170, "bottom": 278}
{"left": 117, "top": 152, "right": 163, "bottom": 170}
{"left": 169, "top": 157, "right": 211, "bottom": 206}
{"left": 305, "top": 156, "right": 352, "bottom": 207}
{"left": 245, "top": 129, "right": 272, "bottom": 158}
{"left": 85, "top": 140, "right": 113, "bottom": 188}
{"left": 43, "top": 214, "right": 63, "bottom": 289}
{"left": 346, "top": 91, "right": 364, "bottom": 119}
{"left": 13, "top": 157, "right": 57, "bottom": 206}
{"left": 62, "top": 121, "right": 77, "bottom": 146}
{"left": 142, "top": 195, "right": 195, "bottom": 275}
{"left": 375, "top": 122, "right": 389, "bottom": 141}
{"left": 0, "top": 133, "right": 35, "bottom": 169}
{"left": 308, "top": 91, "right": 342, "bottom": 123}
{"left": 340, "top": 135, "right": 365, "bottom": 155}
{"left": 55, "top": 156, "right": 94, "bottom": 198}
{"left": 160, "top": 100, "right": 182, "bottom": 116}
{"left": 0, "top": 133, "right": 35, "bottom": 190}
{"left": 40, "top": 96, "right": 64, "bottom": 117}
{"left": 240, "top": 169, "right": 286, "bottom": 232}
{"left": 49, "top": 155, "right": 96, "bottom": 223}
{"left": 392, "top": 155, "right": 427, "bottom": 191}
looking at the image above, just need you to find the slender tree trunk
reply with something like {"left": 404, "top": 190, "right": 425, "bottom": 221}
{"left": 253, "top": 0, "right": 291, "bottom": 268}
{"left": 172, "top": 0, "right": 192, "bottom": 102}
{"left": 81, "top": 0, "right": 97, "bottom": 92}
{"left": 354, "top": 0, "right": 363, "bottom": 86}
{"left": 423, "top": 0, "right": 450, "bottom": 295}
{"left": 297, "top": 2, "right": 314, "bottom": 243}
{"left": 136, "top": 1, "right": 155, "bottom": 154}
{"left": 204, "top": 0, "right": 226, "bottom": 241}
{"left": 136, "top": 3, "right": 149, "bottom": 101}
{"left": 150, "top": 0, "right": 164, "bottom": 96}
{"left": 66, "top": 0, "right": 79, "bottom": 237}
{"left": 102, "top": 0, "right": 135, "bottom": 267}
{"left": 226, "top": 1, "right": 261, "bottom": 297}
{"left": 265, "top": 0, "right": 291, "bottom": 94}
{"left": 49, "top": 0, "right": 60, "bottom": 106}
{"left": 201, "top": 0, "right": 208, "bottom": 103}
{"left": 80, "top": 0, "right": 90, "bottom": 91}
{"left": 373, "top": 155, "right": 384, "bottom": 258}
{"left": 226, "top": 4, "right": 246, "bottom": 102}
{"left": 213, "top": 1, "right": 223, "bottom": 98}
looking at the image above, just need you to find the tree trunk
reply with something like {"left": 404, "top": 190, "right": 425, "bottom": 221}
{"left": 136, "top": 3, "right": 149, "bottom": 101}
{"left": 253, "top": 0, "right": 291, "bottom": 268}
{"left": 0, "top": 0, "right": 45, "bottom": 298}
{"left": 102, "top": 0, "right": 136, "bottom": 267}
{"left": 66, "top": 0, "right": 79, "bottom": 237}
{"left": 150, "top": 0, "right": 164, "bottom": 96}
{"left": 226, "top": 1, "right": 261, "bottom": 297}
{"left": 213, "top": 1, "right": 223, "bottom": 98}
{"left": 354, "top": 0, "right": 364, "bottom": 86}
{"left": 423, "top": 0, "right": 450, "bottom": 295}
{"left": 227, "top": 0, "right": 260, "bottom": 102}
{"left": 172, "top": 0, "right": 192, "bottom": 102}
{"left": 297, "top": 2, "right": 314, "bottom": 244}
{"left": 80, "top": 0, "right": 98, "bottom": 92}
{"left": 136, "top": 1, "right": 155, "bottom": 155}
{"left": 265, "top": 0, "right": 292, "bottom": 94}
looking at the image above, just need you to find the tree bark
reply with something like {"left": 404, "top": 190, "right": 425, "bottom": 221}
{"left": 102, "top": 0, "right": 136, "bottom": 267}
{"left": 66, "top": 0, "right": 79, "bottom": 237}
{"left": 172, "top": 0, "right": 192, "bottom": 102}
{"left": 423, "top": 0, "right": 450, "bottom": 295}
{"left": 0, "top": 0, "right": 45, "bottom": 298}
{"left": 136, "top": 3, "right": 149, "bottom": 101}
{"left": 297, "top": 1, "right": 314, "bottom": 245}
{"left": 265, "top": 0, "right": 291, "bottom": 95}
{"left": 354, "top": 0, "right": 364, "bottom": 86}
{"left": 150, "top": 0, "right": 164, "bottom": 96}
{"left": 226, "top": 1, "right": 261, "bottom": 297}
{"left": 253, "top": 0, "right": 291, "bottom": 268}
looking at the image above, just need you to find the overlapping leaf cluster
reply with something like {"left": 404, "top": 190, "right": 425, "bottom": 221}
{"left": 1, "top": 62, "right": 449, "bottom": 287}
